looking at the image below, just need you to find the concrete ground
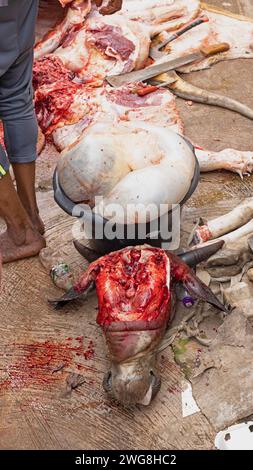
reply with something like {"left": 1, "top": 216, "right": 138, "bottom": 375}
{"left": 0, "top": 0, "right": 253, "bottom": 450}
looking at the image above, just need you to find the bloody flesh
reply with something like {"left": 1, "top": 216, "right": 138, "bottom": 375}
{"left": 33, "top": 55, "right": 99, "bottom": 134}
{"left": 106, "top": 83, "right": 166, "bottom": 107}
{"left": 87, "top": 24, "right": 135, "bottom": 61}
{"left": 69, "top": 245, "right": 217, "bottom": 331}
{"left": 33, "top": 56, "right": 74, "bottom": 90}
{"left": 33, "top": 56, "right": 80, "bottom": 133}
{"left": 90, "top": 248, "right": 171, "bottom": 326}
{"left": 35, "top": 83, "right": 78, "bottom": 134}
{"left": 53, "top": 244, "right": 227, "bottom": 405}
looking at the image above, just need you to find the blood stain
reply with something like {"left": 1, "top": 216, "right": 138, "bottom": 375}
{"left": 0, "top": 337, "right": 95, "bottom": 392}
{"left": 83, "top": 340, "right": 95, "bottom": 360}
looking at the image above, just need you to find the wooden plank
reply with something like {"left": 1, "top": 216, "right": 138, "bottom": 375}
{"left": 237, "top": 0, "right": 253, "bottom": 17}
{"left": 1, "top": 0, "right": 253, "bottom": 451}
{"left": 201, "top": 2, "right": 253, "bottom": 21}
{"left": 0, "top": 192, "right": 215, "bottom": 450}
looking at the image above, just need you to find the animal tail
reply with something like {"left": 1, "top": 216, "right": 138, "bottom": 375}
{"left": 169, "top": 74, "right": 253, "bottom": 121}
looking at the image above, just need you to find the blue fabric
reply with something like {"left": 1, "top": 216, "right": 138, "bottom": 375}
{"left": 0, "top": 0, "right": 39, "bottom": 166}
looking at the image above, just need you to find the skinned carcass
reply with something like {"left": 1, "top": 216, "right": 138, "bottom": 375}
{"left": 34, "top": 2, "right": 253, "bottom": 206}
{"left": 160, "top": 8, "right": 253, "bottom": 73}
{"left": 34, "top": 1, "right": 253, "bottom": 120}
{"left": 55, "top": 112, "right": 253, "bottom": 222}
{"left": 32, "top": 58, "right": 253, "bottom": 179}
{"left": 52, "top": 243, "right": 227, "bottom": 406}
{"left": 57, "top": 121, "right": 197, "bottom": 224}
{"left": 35, "top": 0, "right": 201, "bottom": 78}
{"left": 50, "top": 14, "right": 151, "bottom": 78}
{"left": 33, "top": 63, "right": 183, "bottom": 148}
{"left": 35, "top": 1, "right": 253, "bottom": 78}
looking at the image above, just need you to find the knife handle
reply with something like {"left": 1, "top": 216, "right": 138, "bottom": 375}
{"left": 172, "top": 15, "right": 209, "bottom": 40}
{"left": 200, "top": 42, "right": 230, "bottom": 57}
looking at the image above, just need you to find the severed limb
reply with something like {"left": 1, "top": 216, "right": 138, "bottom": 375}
{"left": 195, "top": 148, "right": 253, "bottom": 178}
{"left": 192, "top": 199, "right": 253, "bottom": 244}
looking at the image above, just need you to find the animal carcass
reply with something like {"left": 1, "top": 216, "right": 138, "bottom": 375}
{"left": 35, "top": 1, "right": 253, "bottom": 79}
{"left": 35, "top": 0, "right": 200, "bottom": 79}
{"left": 159, "top": 8, "right": 253, "bottom": 73}
{"left": 34, "top": 1, "right": 253, "bottom": 210}
{"left": 33, "top": 62, "right": 183, "bottom": 146}
{"left": 33, "top": 58, "right": 253, "bottom": 181}
{"left": 35, "top": 0, "right": 92, "bottom": 59}
{"left": 53, "top": 243, "right": 227, "bottom": 405}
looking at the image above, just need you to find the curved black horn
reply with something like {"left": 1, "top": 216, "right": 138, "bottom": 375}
{"left": 179, "top": 240, "right": 224, "bottom": 267}
{"left": 53, "top": 168, "right": 107, "bottom": 232}
{"left": 179, "top": 136, "right": 200, "bottom": 206}
{"left": 73, "top": 240, "right": 102, "bottom": 262}
{"left": 53, "top": 168, "right": 76, "bottom": 216}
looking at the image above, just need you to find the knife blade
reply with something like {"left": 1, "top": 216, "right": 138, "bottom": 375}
{"left": 106, "top": 42, "right": 230, "bottom": 87}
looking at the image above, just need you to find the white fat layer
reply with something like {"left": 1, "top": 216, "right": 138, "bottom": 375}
{"left": 158, "top": 10, "right": 253, "bottom": 73}
{"left": 58, "top": 123, "right": 196, "bottom": 223}
{"left": 165, "top": 255, "right": 171, "bottom": 291}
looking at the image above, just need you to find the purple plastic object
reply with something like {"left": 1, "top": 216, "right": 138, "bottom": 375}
{"left": 182, "top": 296, "right": 195, "bottom": 308}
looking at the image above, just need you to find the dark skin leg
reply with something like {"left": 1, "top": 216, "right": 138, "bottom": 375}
{"left": 12, "top": 162, "right": 45, "bottom": 235}
{"left": 0, "top": 172, "right": 45, "bottom": 263}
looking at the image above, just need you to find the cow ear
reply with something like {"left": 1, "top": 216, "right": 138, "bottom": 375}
{"left": 183, "top": 272, "right": 229, "bottom": 313}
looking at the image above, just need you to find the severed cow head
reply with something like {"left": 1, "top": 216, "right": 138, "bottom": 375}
{"left": 52, "top": 243, "right": 227, "bottom": 406}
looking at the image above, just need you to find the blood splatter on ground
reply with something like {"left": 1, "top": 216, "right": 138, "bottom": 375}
{"left": 0, "top": 337, "right": 95, "bottom": 392}
{"left": 83, "top": 340, "right": 95, "bottom": 360}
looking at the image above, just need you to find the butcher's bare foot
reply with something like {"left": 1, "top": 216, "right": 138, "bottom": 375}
{"left": 30, "top": 213, "right": 45, "bottom": 235}
{"left": 0, "top": 227, "right": 46, "bottom": 263}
